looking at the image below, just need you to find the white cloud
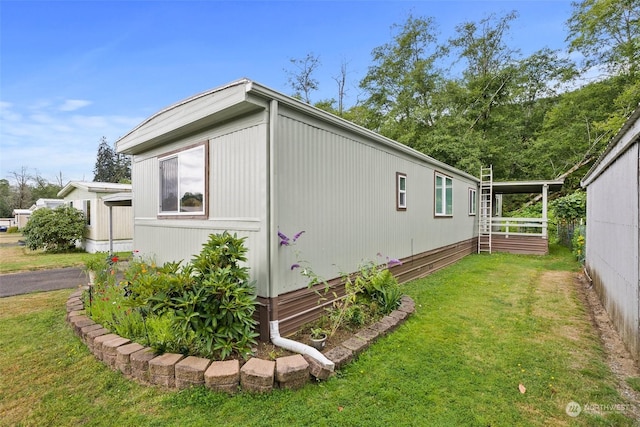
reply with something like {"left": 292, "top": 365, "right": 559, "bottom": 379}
{"left": 0, "top": 100, "right": 142, "bottom": 182}
{"left": 59, "top": 99, "right": 92, "bottom": 112}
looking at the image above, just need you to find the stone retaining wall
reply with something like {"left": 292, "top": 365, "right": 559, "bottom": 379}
{"left": 65, "top": 287, "right": 415, "bottom": 393}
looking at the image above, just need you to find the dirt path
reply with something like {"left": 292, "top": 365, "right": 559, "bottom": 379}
{"left": 574, "top": 272, "right": 640, "bottom": 421}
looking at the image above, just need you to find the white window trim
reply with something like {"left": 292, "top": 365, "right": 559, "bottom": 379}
{"left": 158, "top": 143, "right": 207, "bottom": 217}
{"left": 468, "top": 188, "right": 477, "bottom": 216}
{"left": 397, "top": 172, "right": 407, "bottom": 210}
{"left": 435, "top": 172, "right": 453, "bottom": 217}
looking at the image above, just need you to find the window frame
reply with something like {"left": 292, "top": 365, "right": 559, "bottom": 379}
{"left": 434, "top": 171, "right": 453, "bottom": 217}
{"left": 84, "top": 200, "right": 91, "bottom": 226}
{"left": 396, "top": 172, "right": 407, "bottom": 211}
{"left": 468, "top": 187, "right": 477, "bottom": 216}
{"left": 157, "top": 141, "right": 209, "bottom": 219}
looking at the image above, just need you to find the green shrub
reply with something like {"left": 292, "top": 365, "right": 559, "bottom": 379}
{"left": 356, "top": 261, "right": 403, "bottom": 314}
{"left": 89, "top": 231, "right": 259, "bottom": 360}
{"left": 7, "top": 226, "right": 19, "bottom": 233}
{"left": 22, "top": 206, "right": 85, "bottom": 252}
{"left": 572, "top": 224, "right": 586, "bottom": 264}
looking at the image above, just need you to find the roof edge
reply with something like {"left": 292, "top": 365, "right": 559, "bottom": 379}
{"left": 245, "top": 81, "right": 480, "bottom": 182}
{"left": 581, "top": 105, "right": 640, "bottom": 187}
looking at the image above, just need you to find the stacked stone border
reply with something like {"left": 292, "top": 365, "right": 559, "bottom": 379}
{"left": 65, "top": 287, "right": 415, "bottom": 393}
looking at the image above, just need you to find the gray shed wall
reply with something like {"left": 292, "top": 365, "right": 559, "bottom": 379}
{"left": 585, "top": 141, "right": 639, "bottom": 362}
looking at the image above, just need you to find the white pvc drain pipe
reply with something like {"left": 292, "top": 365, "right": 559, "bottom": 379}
{"left": 269, "top": 320, "right": 335, "bottom": 371}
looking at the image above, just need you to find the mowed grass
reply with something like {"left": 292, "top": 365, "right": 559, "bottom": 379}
{"left": 0, "top": 245, "right": 636, "bottom": 426}
{"left": 0, "top": 233, "right": 122, "bottom": 273}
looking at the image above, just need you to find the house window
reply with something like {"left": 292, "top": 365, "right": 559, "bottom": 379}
{"left": 435, "top": 172, "right": 453, "bottom": 216}
{"left": 159, "top": 143, "right": 207, "bottom": 216}
{"left": 468, "top": 188, "right": 477, "bottom": 215}
{"left": 397, "top": 173, "right": 407, "bottom": 211}
{"left": 84, "top": 200, "right": 91, "bottom": 225}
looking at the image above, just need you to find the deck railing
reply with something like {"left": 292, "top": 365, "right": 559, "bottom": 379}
{"left": 491, "top": 217, "right": 547, "bottom": 238}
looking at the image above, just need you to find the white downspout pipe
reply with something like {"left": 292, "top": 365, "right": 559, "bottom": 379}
{"left": 269, "top": 320, "right": 335, "bottom": 371}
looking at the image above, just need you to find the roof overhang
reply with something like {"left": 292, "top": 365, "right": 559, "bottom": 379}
{"left": 102, "top": 192, "right": 133, "bottom": 207}
{"left": 115, "top": 78, "right": 480, "bottom": 183}
{"left": 58, "top": 181, "right": 132, "bottom": 198}
{"left": 492, "top": 180, "right": 565, "bottom": 194}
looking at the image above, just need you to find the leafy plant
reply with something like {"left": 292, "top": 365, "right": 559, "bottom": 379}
{"left": 572, "top": 224, "right": 586, "bottom": 264}
{"left": 355, "top": 259, "right": 403, "bottom": 314}
{"left": 22, "top": 206, "right": 86, "bottom": 252}
{"left": 84, "top": 252, "right": 111, "bottom": 274}
{"left": 552, "top": 191, "right": 586, "bottom": 222}
{"left": 310, "top": 327, "right": 327, "bottom": 339}
{"left": 95, "top": 231, "right": 259, "bottom": 360}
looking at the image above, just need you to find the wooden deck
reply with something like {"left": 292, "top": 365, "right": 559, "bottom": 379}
{"left": 491, "top": 234, "right": 548, "bottom": 255}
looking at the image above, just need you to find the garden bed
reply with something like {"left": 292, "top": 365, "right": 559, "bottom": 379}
{"left": 66, "top": 286, "right": 415, "bottom": 392}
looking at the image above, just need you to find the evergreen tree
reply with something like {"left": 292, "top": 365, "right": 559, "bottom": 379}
{"left": 93, "top": 136, "right": 131, "bottom": 183}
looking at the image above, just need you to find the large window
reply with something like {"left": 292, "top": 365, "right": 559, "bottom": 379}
{"left": 397, "top": 172, "right": 407, "bottom": 211}
{"left": 435, "top": 172, "right": 453, "bottom": 216}
{"left": 468, "top": 188, "right": 477, "bottom": 215}
{"left": 159, "top": 143, "right": 207, "bottom": 216}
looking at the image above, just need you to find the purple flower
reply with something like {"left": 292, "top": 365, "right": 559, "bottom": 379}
{"left": 278, "top": 231, "right": 290, "bottom": 246}
{"left": 387, "top": 259, "right": 402, "bottom": 267}
{"left": 290, "top": 263, "right": 300, "bottom": 270}
{"left": 293, "top": 230, "right": 305, "bottom": 241}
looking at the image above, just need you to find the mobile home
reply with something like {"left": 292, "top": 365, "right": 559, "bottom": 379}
{"left": 116, "top": 79, "right": 479, "bottom": 339}
{"left": 58, "top": 181, "right": 133, "bottom": 253}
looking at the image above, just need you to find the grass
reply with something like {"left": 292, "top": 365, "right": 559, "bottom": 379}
{"left": 0, "top": 233, "right": 125, "bottom": 273}
{"left": 0, "top": 245, "right": 636, "bottom": 426}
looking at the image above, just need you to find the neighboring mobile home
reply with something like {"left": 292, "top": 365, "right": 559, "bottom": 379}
{"left": 581, "top": 106, "right": 640, "bottom": 364}
{"left": 12, "top": 209, "right": 31, "bottom": 229}
{"left": 58, "top": 181, "right": 133, "bottom": 253}
{"left": 116, "top": 79, "right": 479, "bottom": 339}
{"left": 31, "top": 198, "right": 66, "bottom": 211}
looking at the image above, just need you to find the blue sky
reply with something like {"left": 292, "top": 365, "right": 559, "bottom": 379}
{"left": 1, "top": 0, "right": 575, "bottom": 183}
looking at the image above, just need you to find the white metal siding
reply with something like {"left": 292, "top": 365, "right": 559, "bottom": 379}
{"left": 273, "top": 108, "right": 477, "bottom": 294}
{"left": 586, "top": 141, "right": 639, "bottom": 359}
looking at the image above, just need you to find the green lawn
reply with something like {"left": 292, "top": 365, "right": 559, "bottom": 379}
{"left": 0, "top": 245, "right": 636, "bottom": 426}
{"left": 0, "top": 232, "right": 128, "bottom": 273}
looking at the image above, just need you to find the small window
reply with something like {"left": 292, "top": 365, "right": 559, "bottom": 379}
{"left": 397, "top": 173, "right": 407, "bottom": 211}
{"left": 435, "top": 172, "right": 453, "bottom": 216}
{"left": 159, "top": 143, "right": 207, "bottom": 216}
{"left": 84, "top": 200, "right": 91, "bottom": 225}
{"left": 468, "top": 188, "right": 477, "bottom": 215}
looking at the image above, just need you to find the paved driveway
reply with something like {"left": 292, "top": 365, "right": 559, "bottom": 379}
{"left": 0, "top": 268, "right": 86, "bottom": 297}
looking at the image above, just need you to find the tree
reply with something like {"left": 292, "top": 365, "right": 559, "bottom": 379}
{"left": 566, "top": 0, "right": 640, "bottom": 139}
{"left": 93, "top": 136, "right": 131, "bottom": 183}
{"left": 9, "top": 166, "right": 32, "bottom": 209}
{"left": 359, "top": 14, "right": 444, "bottom": 147}
{"left": 527, "top": 76, "right": 626, "bottom": 186}
{"left": 0, "top": 179, "right": 11, "bottom": 217}
{"left": 567, "top": 0, "right": 640, "bottom": 77}
{"left": 285, "top": 53, "right": 321, "bottom": 104}
{"left": 449, "top": 11, "right": 520, "bottom": 131}
{"left": 22, "top": 206, "right": 86, "bottom": 252}
{"left": 32, "top": 173, "right": 62, "bottom": 200}
{"left": 332, "top": 58, "right": 349, "bottom": 116}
